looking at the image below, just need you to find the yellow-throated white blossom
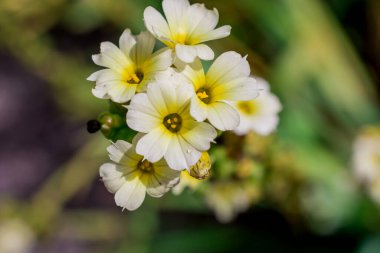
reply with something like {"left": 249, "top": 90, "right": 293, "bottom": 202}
{"left": 88, "top": 29, "right": 172, "bottom": 103}
{"left": 233, "top": 77, "right": 282, "bottom": 136}
{"left": 144, "top": 0, "right": 231, "bottom": 63}
{"left": 175, "top": 52, "right": 259, "bottom": 131}
{"left": 126, "top": 69, "right": 217, "bottom": 171}
{"left": 352, "top": 127, "right": 380, "bottom": 204}
{"left": 100, "top": 137, "right": 180, "bottom": 211}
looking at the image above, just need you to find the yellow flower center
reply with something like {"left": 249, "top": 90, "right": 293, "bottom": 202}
{"left": 163, "top": 113, "right": 182, "bottom": 133}
{"left": 237, "top": 101, "right": 257, "bottom": 115}
{"left": 138, "top": 159, "right": 154, "bottom": 173}
{"left": 196, "top": 88, "right": 211, "bottom": 104}
{"left": 126, "top": 70, "right": 144, "bottom": 84}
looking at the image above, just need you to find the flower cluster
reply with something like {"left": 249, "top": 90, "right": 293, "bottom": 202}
{"left": 88, "top": 0, "right": 268, "bottom": 211}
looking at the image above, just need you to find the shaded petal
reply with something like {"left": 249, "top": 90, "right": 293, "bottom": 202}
{"left": 114, "top": 172, "right": 146, "bottom": 211}
{"left": 146, "top": 176, "right": 169, "bottom": 197}
{"left": 127, "top": 93, "right": 162, "bottom": 133}
{"left": 142, "top": 48, "right": 173, "bottom": 76}
{"left": 164, "top": 135, "right": 201, "bottom": 170}
{"left": 130, "top": 31, "right": 156, "bottom": 67}
{"left": 107, "top": 140, "right": 132, "bottom": 163}
{"left": 99, "top": 163, "right": 126, "bottom": 193}
{"left": 135, "top": 126, "right": 170, "bottom": 163}
{"left": 119, "top": 29, "right": 137, "bottom": 55}
{"left": 207, "top": 102, "right": 240, "bottom": 131}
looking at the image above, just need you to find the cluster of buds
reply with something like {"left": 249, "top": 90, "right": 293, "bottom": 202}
{"left": 87, "top": 0, "right": 281, "bottom": 212}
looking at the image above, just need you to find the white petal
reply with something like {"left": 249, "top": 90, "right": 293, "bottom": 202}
{"left": 87, "top": 70, "right": 101, "bottom": 81}
{"left": 107, "top": 81, "right": 136, "bottom": 103}
{"left": 207, "top": 102, "right": 240, "bottom": 131}
{"left": 146, "top": 177, "right": 168, "bottom": 197}
{"left": 130, "top": 31, "right": 156, "bottom": 67}
{"left": 127, "top": 93, "right": 162, "bottom": 133}
{"left": 174, "top": 58, "right": 205, "bottom": 90}
{"left": 207, "top": 51, "right": 250, "bottom": 86}
{"left": 142, "top": 48, "right": 173, "bottom": 76}
{"left": 213, "top": 77, "right": 259, "bottom": 102}
{"left": 98, "top": 42, "right": 134, "bottom": 72}
{"left": 143, "top": 6, "right": 171, "bottom": 39}
{"left": 257, "top": 93, "right": 282, "bottom": 114}
{"left": 99, "top": 163, "right": 125, "bottom": 193}
{"left": 107, "top": 140, "right": 132, "bottom": 163}
{"left": 164, "top": 135, "right": 201, "bottom": 170}
{"left": 196, "top": 25, "right": 231, "bottom": 43}
{"left": 190, "top": 96, "right": 208, "bottom": 121}
{"left": 135, "top": 126, "right": 170, "bottom": 163}
{"left": 194, "top": 44, "right": 214, "bottom": 61}
{"left": 92, "top": 86, "right": 109, "bottom": 99}
{"left": 175, "top": 44, "right": 198, "bottom": 63}
{"left": 233, "top": 114, "right": 253, "bottom": 136}
{"left": 114, "top": 172, "right": 146, "bottom": 211}
{"left": 182, "top": 122, "right": 217, "bottom": 151}
{"left": 187, "top": 4, "right": 219, "bottom": 37}
{"left": 250, "top": 115, "right": 280, "bottom": 136}
{"left": 90, "top": 69, "right": 121, "bottom": 83}
{"left": 146, "top": 79, "right": 177, "bottom": 115}
{"left": 154, "top": 161, "right": 181, "bottom": 185}
{"left": 119, "top": 29, "right": 137, "bottom": 55}
{"left": 162, "top": 0, "right": 190, "bottom": 31}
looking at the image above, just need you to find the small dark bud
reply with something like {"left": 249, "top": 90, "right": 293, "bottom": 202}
{"left": 87, "top": 120, "right": 101, "bottom": 133}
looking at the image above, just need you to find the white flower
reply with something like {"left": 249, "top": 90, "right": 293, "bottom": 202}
{"left": 352, "top": 127, "right": 380, "bottom": 204}
{"left": 144, "top": 0, "right": 231, "bottom": 63}
{"left": 100, "top": 137, "right": 180, "bottom": 211}
{"left": 126, "top": 69, "right": 217, "bottom": 171}
{"left": 88, "top": 29, "right": 173, "bottom": 103}
{"left": 0, "top": 219, "right": 35, "bottom": 253}
{"left": 175, "top": 51, "right": 259, "bottom": 130}
{"left": 233, "top": 77, "right": 282, "bottom": 136}
{"left": 205, "top": 182, "right": 252, "bottom": 223}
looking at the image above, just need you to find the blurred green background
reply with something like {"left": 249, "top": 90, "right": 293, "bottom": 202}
{"left": 0, "top": 0, "right": 380, "bottom": 252}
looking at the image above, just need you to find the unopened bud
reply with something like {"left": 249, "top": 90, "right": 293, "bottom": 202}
{"left": 190, "top": 152, "right": 211, "bottom": 180}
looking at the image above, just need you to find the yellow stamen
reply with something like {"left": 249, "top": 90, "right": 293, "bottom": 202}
{"left": 197, "top": 91, "right": 209, "bottom": 100}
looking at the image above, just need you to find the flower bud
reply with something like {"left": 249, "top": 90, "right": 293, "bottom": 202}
{"left": 189, "top": 152, "right": 212, "bottom": 180}
{"left": 97, "top": 112, "right": 124, "bottom": 139}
